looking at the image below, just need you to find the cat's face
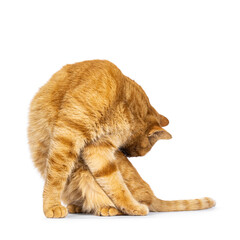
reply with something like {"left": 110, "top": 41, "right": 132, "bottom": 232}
{"left": 120, "top": 114, "right": 172, "bottom": 157}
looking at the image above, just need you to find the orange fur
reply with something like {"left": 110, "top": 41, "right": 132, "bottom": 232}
{"left": 62, "top": 151, "right": 215, "bottom": 215}
{"left": 28, "top": 60, "right": 215, "bottom": 218}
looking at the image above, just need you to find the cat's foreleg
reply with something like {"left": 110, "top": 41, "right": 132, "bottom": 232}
{"left": 116, "top": 151, "right": 156, "bottom": 206}
{"left": 83, "top": 140, "right": 149, "bottom": 216}
{"left": 43, "top": 129, "right": 84, "bottom": 218}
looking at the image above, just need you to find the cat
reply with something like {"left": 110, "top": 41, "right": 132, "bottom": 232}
{"left": 28, "top": 60, "right": 215, "bottom": 217}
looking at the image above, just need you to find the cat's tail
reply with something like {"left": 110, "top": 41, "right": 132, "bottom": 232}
{"left": 149, "top": 197, "right": 216, "bottom": 212}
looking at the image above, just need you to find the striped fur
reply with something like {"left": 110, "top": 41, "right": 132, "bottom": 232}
{"left": 62, "top": 151, "right": 215, "bottom": 215}
{"left": 150, "top": 197, "right": 216, "bottom": 212}
{"left": 28, "top": 60, "right": 215, "bottom": 218}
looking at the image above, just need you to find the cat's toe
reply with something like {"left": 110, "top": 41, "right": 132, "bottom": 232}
{"left": 108, "top": 207, "right": 122, "bottom": 216}
{"left": 67, "top": 204, "right": 82, "bottom": 214}
{"left": 97, "top": 206, "right": 122, "bottom": 216}
{"left": 44, "top": 205, "right": 68, "bottom": 218}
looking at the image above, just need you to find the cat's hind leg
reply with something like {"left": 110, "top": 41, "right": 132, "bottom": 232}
{"left": 116, "top": 151, "right": 155, "bottom": 207}
{"left": 43, "top": 125, "right": 86, "bottom": 218}
{"left": 28, "top": 117, "right": 50, "bottom": 178}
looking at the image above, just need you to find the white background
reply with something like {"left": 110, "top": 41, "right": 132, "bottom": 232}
{"left": 0, "top": 0, "right": 239, "bottom": 239}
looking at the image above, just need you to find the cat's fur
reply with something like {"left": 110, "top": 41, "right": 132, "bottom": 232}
{"left": 28, "top": 60, "right": 215, "bottom": 217}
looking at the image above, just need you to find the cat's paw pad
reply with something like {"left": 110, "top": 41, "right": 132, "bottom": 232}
{"left": 44, "top": 205, "right": 68, "bottom": 218}
{"left": 123, "top": 203, "right": 149, "bottom": 216}
{"left": 67, "top": 204, "right": 82, "bottom": 214}
{"left": 97, "top": 206, "right": 122, "bottom": 216}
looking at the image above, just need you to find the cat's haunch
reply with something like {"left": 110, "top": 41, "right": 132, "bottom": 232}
{"left": 28, "top": 60, "right": 215, "bottom": 218}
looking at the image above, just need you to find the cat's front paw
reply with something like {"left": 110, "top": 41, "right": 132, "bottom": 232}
{"left": 96, "top": 206, "right": 122, "bottom": 216}
{"left": 44, "top": 204, "right": 68, "bottom": 218}
{"left": 122, "top": 203, "right": 149, "bottom": 216}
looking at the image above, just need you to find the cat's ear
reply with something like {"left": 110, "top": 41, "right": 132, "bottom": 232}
{"left": 159, "top": 114, "right": 169, "bottom": 127}
{"left": 148, "top": 126, "right": 172, "bottom": 144}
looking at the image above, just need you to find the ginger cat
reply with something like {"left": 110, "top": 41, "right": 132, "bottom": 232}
{"left": 28, "top": 60, "right": 215, "bottom": 217}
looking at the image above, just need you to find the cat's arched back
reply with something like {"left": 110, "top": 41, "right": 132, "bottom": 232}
{"left": 28, "top": 60, "right": 214, "bottom": 218}
{"left": 28, "top": 60, "right": 171, "bottom": 177}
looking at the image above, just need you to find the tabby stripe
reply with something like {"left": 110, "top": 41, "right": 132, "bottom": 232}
{"left": 67, "top": 150, "right": 78, "bottom": 159}
{"left": 183, "top": 200, "right": 189, "bottom": 210}
{"left": 51, "top": 152, "right": 65, "bottom": 163}
{"left": 49, "top": 155, "right": 69, "bottom": 171}
{"left": 54, "top": 136, "right": 73, "bottom": 148}
{"left": 197, "top": 199, "right": 202, "bottom": 209}
{"left": 205, "top": 197, "right": 211, "bottom": 208}
{"left": 94, "top": 162, "right": 117, "bottom": 178}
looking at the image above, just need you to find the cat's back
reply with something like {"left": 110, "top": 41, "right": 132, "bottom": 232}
{"left": 34, "top": 61, "right": 121, "bottom": 104}
{"left": 29, "top": 60, "right": 123, "bottom": 123}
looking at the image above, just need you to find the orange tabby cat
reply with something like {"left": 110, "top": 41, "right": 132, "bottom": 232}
{"left": 28, "top": 60, "right": 215, "bottom": 218}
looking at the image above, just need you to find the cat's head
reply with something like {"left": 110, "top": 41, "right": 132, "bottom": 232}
{"left": 120, "top": 114, "right": 172, "bottom": 157}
